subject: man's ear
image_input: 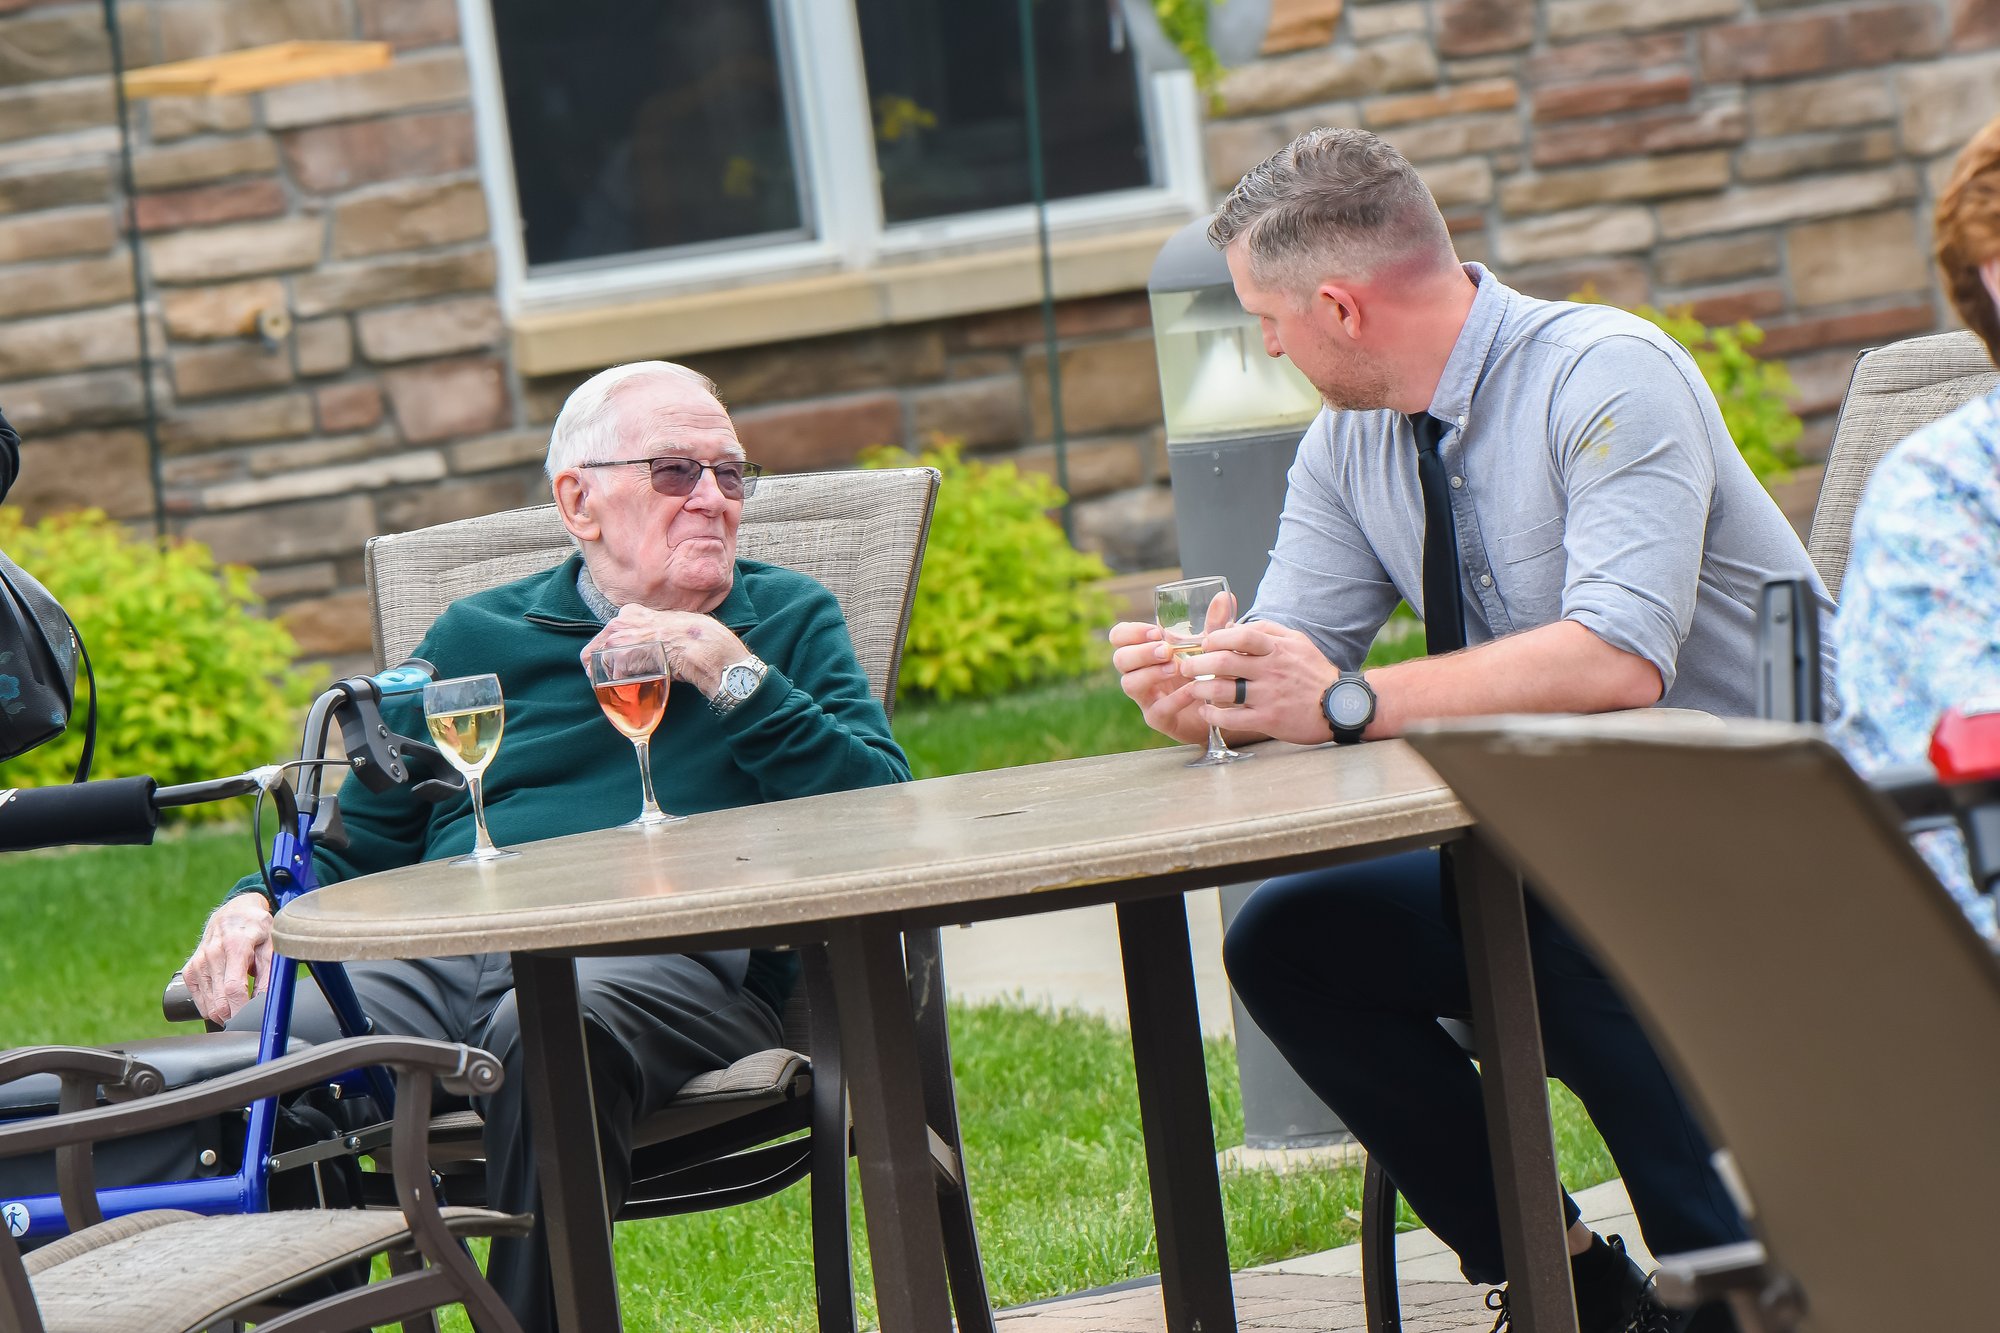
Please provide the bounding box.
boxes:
[1317,282,1363,340]
[552,471,598,543]
[1981,256,2000,313]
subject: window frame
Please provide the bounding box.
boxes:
[457,0,1210,319]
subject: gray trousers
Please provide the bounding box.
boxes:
[230,948,782,1332]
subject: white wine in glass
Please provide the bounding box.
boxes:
[590,641,681,829]
[1155,576,1249,767]
[423,673,519,866]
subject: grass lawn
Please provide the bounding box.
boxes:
[0,675,1620,1330]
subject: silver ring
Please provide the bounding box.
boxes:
[1233,677,1248,707]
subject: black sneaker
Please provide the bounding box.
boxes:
[1571,1233,1653,1333]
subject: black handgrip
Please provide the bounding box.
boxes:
[0,775,159,852]
[162,972,203,1025]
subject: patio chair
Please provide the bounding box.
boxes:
[1405,715,2000,1333]
[1,1036,531,1333]
[1358,328,2000,1328]
[361,466,994,1333]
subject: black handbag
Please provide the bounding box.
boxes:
[0,549,93,781]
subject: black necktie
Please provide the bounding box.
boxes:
[1410,412,1466,657]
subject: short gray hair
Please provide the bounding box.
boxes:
[545,361,728,479]
[1208,127,1453,294]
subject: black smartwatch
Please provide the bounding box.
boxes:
[1320,671,1377,745]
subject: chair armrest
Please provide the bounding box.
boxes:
[0,1036,498,1161]
[161,972,209,1027]
[1651,1240,1806,1331]
[0,1048,163,1102]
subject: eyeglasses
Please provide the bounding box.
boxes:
[576,455,764,500]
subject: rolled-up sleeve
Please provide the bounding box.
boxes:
[1551,336,1715,694]
[1248,413,1400,670]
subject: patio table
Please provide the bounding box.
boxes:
[273,738,1583,1333]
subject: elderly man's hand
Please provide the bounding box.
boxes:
[183,894,275,1025]
[583,605,749,697]
[1109,621,1215,747]
[1176,620,1341,745]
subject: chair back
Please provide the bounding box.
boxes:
[1408,717,2000,1333]
[364,467,939,717]
[1808,330,1996,598]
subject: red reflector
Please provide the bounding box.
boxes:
[1928,705,2000,784]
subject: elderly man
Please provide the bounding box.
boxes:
[182,361,909,1329]
[1112,129,1830,1332]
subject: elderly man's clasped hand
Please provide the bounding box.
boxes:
[581,605,748,699]
[1110,618,1343,747]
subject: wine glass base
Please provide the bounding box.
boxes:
[1186,746,1250,767]
[622,810,685,830]
[450,846,521,867]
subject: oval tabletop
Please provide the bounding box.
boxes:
[273,739,1468,961]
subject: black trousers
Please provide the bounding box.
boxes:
[1223,850,1747,1285]
[232,949,782,1332]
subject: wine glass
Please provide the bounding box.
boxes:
[590,641,680,829]
[1155,576,1249,768]
[422,674,519,866]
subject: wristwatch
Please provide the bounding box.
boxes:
[709,653,769,717]
[1320,671,1377,745]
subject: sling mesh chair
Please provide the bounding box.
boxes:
[361,466,995,1333]
[1356,328,2000,1330]
[0,1037,530,1333]
[1408,716,2000,1333]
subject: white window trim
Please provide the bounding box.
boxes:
[457,0,1209,321]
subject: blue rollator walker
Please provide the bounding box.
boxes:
[0,659,464,1245]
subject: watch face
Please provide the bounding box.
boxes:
[723,663,759,698]
[1329,680,1372,728]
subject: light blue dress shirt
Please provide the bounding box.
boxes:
[1250,264,1831,720]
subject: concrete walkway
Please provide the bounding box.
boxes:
[995,1180,1647,1332]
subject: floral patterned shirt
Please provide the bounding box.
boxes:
[1828,384,2000,939]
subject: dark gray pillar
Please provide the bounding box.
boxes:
[1165,433,1350,1150]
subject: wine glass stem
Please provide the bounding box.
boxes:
[1207,722,1228,759]
[634,736,663,817]
[468,773,498,853]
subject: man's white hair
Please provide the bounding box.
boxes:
[544,361,727,480]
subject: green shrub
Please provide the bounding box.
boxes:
[0,508,317,814]
[1577,293,1805,486]
[860,441,1120,702]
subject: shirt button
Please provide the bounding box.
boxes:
[1457,415,1467,427]
[1479,573,1493,588]
[1450,475,1464,489]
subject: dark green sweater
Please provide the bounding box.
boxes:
[233,554,911,1007]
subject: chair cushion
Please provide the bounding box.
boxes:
[671,1048,809,1105]
[28,1205,528,1333]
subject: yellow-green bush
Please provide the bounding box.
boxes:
[0,509,316,812]
[861,441,1119,702]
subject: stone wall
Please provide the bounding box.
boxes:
[1,0,1997,678]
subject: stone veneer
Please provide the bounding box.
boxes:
[0,0,1996,674]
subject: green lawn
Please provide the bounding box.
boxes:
[0,677,1620,1330]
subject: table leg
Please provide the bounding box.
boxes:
[825,919,954,1333]
[1116,895,1238,1333]
[1454,836,1580,1333]
[512,950,622,1333]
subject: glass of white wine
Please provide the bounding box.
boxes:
[589,641,680,829]
[422,673,519,866]
[1155,575,1249,768]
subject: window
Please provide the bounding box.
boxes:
[461,0,1206,313]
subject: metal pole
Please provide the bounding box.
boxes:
[100,0,169,543]
[1016,0,1074,542]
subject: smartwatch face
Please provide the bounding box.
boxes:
[1328,680,1373,729]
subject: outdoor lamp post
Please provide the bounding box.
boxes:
[1147,216,1351,1156]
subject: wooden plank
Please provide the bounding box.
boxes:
[123,40,391,99]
